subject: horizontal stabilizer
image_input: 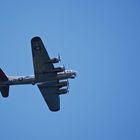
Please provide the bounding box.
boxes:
[0,86,9,97]
[0,68,9,97]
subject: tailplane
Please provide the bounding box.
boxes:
[0,68,9,97]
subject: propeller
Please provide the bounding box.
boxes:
[58,53,61,62]
[63,64,66,71]
[67,79,70,93]
[67,79,69,89]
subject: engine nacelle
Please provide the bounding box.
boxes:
[53,66,65,73]
[57,88,69,95]
[48,58,60,63]
[46,66,65,73]
[57,80,69,88]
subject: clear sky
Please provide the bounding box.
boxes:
[0,0,140,140]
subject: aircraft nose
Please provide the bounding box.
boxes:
[73,71,78,78]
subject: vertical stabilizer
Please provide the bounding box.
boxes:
[0,68,9,97]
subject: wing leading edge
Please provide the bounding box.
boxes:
[31,37,60,111]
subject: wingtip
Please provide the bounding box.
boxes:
[2,94,9,98]
[50,108,60,112]
[31,36,42,42]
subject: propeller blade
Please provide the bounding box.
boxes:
[58,53,61,62]
[63,64,66,71]
[67,79,69,93]
[67,79,69,89]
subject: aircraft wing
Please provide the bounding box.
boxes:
[31,36,56,82]
[31,37,60,111]
[38,82,60,111]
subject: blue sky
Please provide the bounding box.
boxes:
[0,0,140,140]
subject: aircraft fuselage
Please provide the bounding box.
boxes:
[0,70,76,86]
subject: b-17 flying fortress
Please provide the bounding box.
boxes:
[0,36,77,111]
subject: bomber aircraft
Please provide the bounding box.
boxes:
[0,36,77,111]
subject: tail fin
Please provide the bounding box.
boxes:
[0,68,9,97]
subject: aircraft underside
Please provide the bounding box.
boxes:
[0,36,77,111]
